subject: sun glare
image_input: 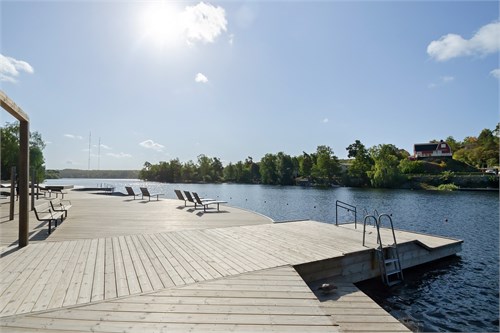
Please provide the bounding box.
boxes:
[139,3,183,48]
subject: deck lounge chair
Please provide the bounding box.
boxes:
[183,191,213,207]
[139,187,164,201]
[174,189,189,206]
[125,186,139,200]
[192,192,227,212]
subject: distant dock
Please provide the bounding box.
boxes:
[0,190,462,332]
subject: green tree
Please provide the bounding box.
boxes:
[211,157,224,182]
[259,153,278,185]
[170,158,183,182]
[245,156,260,183]
[345,140,372,186]
[1,122,46,182]
[367,144,404,188]
[223,162,236,182]
[311,145,340,184]
[276,152,294,185]
[299,152,313,178]
[181,160,197,181]
[398,159,424,174]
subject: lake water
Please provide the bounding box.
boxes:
[45,178,499,332]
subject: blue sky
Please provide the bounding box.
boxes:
[1,1,498,170]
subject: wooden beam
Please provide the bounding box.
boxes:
[0,90,29,122]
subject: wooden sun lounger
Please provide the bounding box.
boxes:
[192,192,227,212]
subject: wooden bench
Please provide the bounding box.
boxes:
[139,187,164,201]
[49,198,72,219]
[51,188,68,199]
[34,202,64,234]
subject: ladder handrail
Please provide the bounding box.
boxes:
[376,214,398,248]
[376,213,404,284]
[335,200,357,228]
[362,215,377,246]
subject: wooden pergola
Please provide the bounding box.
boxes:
[1,90,30,248]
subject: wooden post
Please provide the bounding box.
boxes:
[1,90,30,248]
[9,167,15,220]
[18,120,29,247]
[31,169,36,210]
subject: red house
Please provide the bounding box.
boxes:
[414,140,452,158]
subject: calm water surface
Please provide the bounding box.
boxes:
[46,179,499,332]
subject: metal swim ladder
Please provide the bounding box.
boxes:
[363,213,404,286]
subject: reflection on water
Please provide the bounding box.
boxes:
[45,179,499,332]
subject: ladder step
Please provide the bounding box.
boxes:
[387,279,402,287]
[386,269,401,276]
[384,258,398,264]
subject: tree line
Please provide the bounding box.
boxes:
[1,121,498,188]
[139,123,499,188]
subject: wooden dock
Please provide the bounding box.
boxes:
[0,190,462,332]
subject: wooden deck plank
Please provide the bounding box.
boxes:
[123,235,153,293]
[90,238,105,302]
[16,242,66,314]
[76,238,98,304]
[159,233,205,282]
[47,240,85,309]
[148,233,195,284]
[1,242,63,316]
[0,243,55,298]
[81,302,331,315]
[139,235,174,289]
[104,238,117,299]
[208,228,286,268]
[136,234,180,287]
[30,241,73,312]
[159,233,211,281]
[112,237,128,297]
[62,239,92,307]
[197,230,266,272]
[177,230,237,276]
[1,317,339,333]
[129,235,168,289]
[166,232,223,280]
[118,235,141,295]
[186,231,250,275]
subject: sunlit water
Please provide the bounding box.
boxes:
[45,179,499,332]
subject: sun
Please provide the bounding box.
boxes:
[139,2,184,48]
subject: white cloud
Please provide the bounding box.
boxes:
[107,152,132,158]
[64,134,84,140]
[100,144,112,150]
[428,76,455,88]
[0,54,34,83]
[427,21,500,61]
[139,139,165,151]
[195,72,208,83]
[490,68,500,79]
[322,118,329,123]
[183,2,227,44]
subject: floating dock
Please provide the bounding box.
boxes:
[0,190,462,332]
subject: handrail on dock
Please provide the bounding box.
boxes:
[335,200,357,229]
[362,214,377,246]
